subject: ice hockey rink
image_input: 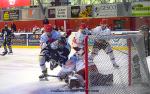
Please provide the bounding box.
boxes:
[0,48,150,94]
[0,48,85,94]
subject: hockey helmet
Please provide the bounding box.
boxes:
[79,23,87,29]
[100,19,108,25]
[44,24,53,32]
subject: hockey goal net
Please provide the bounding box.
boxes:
[84,32,150,94]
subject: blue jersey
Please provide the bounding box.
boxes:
[40,30,61,44]
[1,28,14,40]
[52,30,61,39]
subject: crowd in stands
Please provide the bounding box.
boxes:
[1,22,65,33]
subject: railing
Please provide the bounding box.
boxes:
[0,33,41,46]
[0,31,141,47]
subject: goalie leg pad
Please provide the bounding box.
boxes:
[68,74,84,89]
[89,73,113,86]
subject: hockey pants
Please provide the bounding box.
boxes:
[3,39,12,52]
[91,40,116,65]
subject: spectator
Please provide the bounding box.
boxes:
[60,26,64,32]
[11,21,17,32]
[53,25,58,31]
[43,16,49,25]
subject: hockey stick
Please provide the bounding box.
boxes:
[47,74,60,78]
[113,48,128,55]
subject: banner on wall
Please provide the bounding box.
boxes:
[56,7,69,19]
[0,0,30,8]
[28,34,40,46]
[22,8,41,20]
[3,10,19,21]
[71,6,80,18]
[132,2,150,16]
[0,10,1,20]
[48,8,56,18]
[93,4,117,17]
[79,5,93,18]
[12,34,27,46]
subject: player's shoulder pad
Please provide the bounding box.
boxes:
[40,33,47,38]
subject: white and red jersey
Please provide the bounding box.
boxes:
[92,26,111,36]
[57,52,94,78]
[63,52,93,72]
[72,29,91,48]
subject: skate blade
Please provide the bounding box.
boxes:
[39,77,49,81]
[8,53,13,55]
[1,54,7,56]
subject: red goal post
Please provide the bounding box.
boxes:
[84,32,150,94]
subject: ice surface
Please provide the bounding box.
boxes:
[0,48,84,94]
[0,48,150,94]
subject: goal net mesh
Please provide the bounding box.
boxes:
[84,33,150,94]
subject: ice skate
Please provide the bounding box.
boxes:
[1,51,8,56]
[39,69,48,81]
[8,51,13,55]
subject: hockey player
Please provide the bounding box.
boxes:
[91,19,119,68]
[39,24,61,79]
[39,25,72,79]
[57,50,86,88]
[72,23,91,52]
[11,21,17,32]
[0,23,15,56]
[49,29,72,70]
[32,25,40,34]
[57,49,113,88]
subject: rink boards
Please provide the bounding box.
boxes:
[0,32,130,51]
